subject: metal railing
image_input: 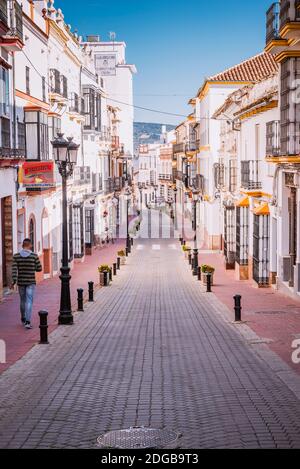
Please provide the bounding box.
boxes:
[173,142,185,154]
[0,0,8,26]
[241,160,262,190]
[266,2,280,43]
[266,120,280,156]
[0,147,26,159]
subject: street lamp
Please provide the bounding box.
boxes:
[173,187,178,231]
[124,186,132,254]
[52,133,80,325]
[154,184,158,207]
[192,188,200,276]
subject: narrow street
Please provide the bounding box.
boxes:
[0,222,300,449]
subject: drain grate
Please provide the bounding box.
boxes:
[254,310,288,315]
[97,426,180,449]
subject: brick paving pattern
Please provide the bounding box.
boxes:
[0,235,300,449]
[0,239,125,373]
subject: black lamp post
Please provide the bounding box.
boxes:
[173,186,178,230]
[52,133,80,325]
[154,184,158,207]
[125,186,132,253]
[192,189,200,276]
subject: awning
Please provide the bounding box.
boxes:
[253,202,270,216]
[235,195,249,207]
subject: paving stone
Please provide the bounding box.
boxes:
[0,238,300,449]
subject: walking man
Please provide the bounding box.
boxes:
[11,239,42,329]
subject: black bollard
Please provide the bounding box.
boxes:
[179,237,183,245]
[38,310,49,344]
[234,295,242,322]
[197,266,202,281]
[131,237,134,246]
[113,263,117,276]
[77,288,84,311]
[206,273,212,293]
[183,240,186,246]
[117,257,121,270]
[88,281,94,301]
[109,268,112,282]
[188,252,192,265]
[126,247,129,257]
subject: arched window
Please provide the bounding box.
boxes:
[28,217,35,251]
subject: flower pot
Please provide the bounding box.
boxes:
[202,272,214,285]
[99,271,110,286]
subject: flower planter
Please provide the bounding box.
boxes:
[202,272,214,286]
[99,271,110,286]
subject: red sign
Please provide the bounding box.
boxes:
[20,161,55,188]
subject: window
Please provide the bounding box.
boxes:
[1,116,10,148]
[25,110,49,160]
[42,77,46,102]
[26,66,30,95]
[17,119,25,151]
[229,159,237,192]
[0,67,9,117]
[83,86,95,130]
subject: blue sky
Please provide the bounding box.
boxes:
[57,0,272,125]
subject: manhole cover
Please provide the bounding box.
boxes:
[254,310,288,315]
[97,426,180,449]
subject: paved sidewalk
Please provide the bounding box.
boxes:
[0,239,125,374]
[197,251,300,375]
[0,238,299,448]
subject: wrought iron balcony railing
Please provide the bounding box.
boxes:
[0,147,26,159]
[173,142,185,154]
[266,120,280,156]
[280,0,300,30]
[241,160,262,190]
[266,2,280,44]
[0,0,8,28]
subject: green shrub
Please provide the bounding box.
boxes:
[98,264,111,273]
[201,264,215,274]
[117,250,126,257]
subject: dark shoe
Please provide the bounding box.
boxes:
[21,317,26,325]
[25,321,32,330]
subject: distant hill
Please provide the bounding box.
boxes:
[133,122,175,153]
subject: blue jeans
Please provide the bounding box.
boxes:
[19,285,36,323]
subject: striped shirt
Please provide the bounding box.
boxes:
[12,252,42,286]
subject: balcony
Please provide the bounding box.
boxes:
[0,1,23,51]
[0,0,8,31]
[173,142,185,155]
[0,147,26,167]
[266,120,280,156]
[100,126,111,143]
[74,166,91,186]
[266,2,280,44]
[173,169,183,182]
[241,160,262,191]
[158,173,172,181]
[280,0,300,28]
[192,174,205,194]
[185,141,197,154]
[49,69,68,104]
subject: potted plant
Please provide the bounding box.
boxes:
[182,244,191,260]
[118,249,126,265]
[98,265,111,286]
[201,264,215,285]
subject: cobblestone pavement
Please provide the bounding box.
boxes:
[0,237,300,449]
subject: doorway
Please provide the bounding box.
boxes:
[1,196,13,289]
